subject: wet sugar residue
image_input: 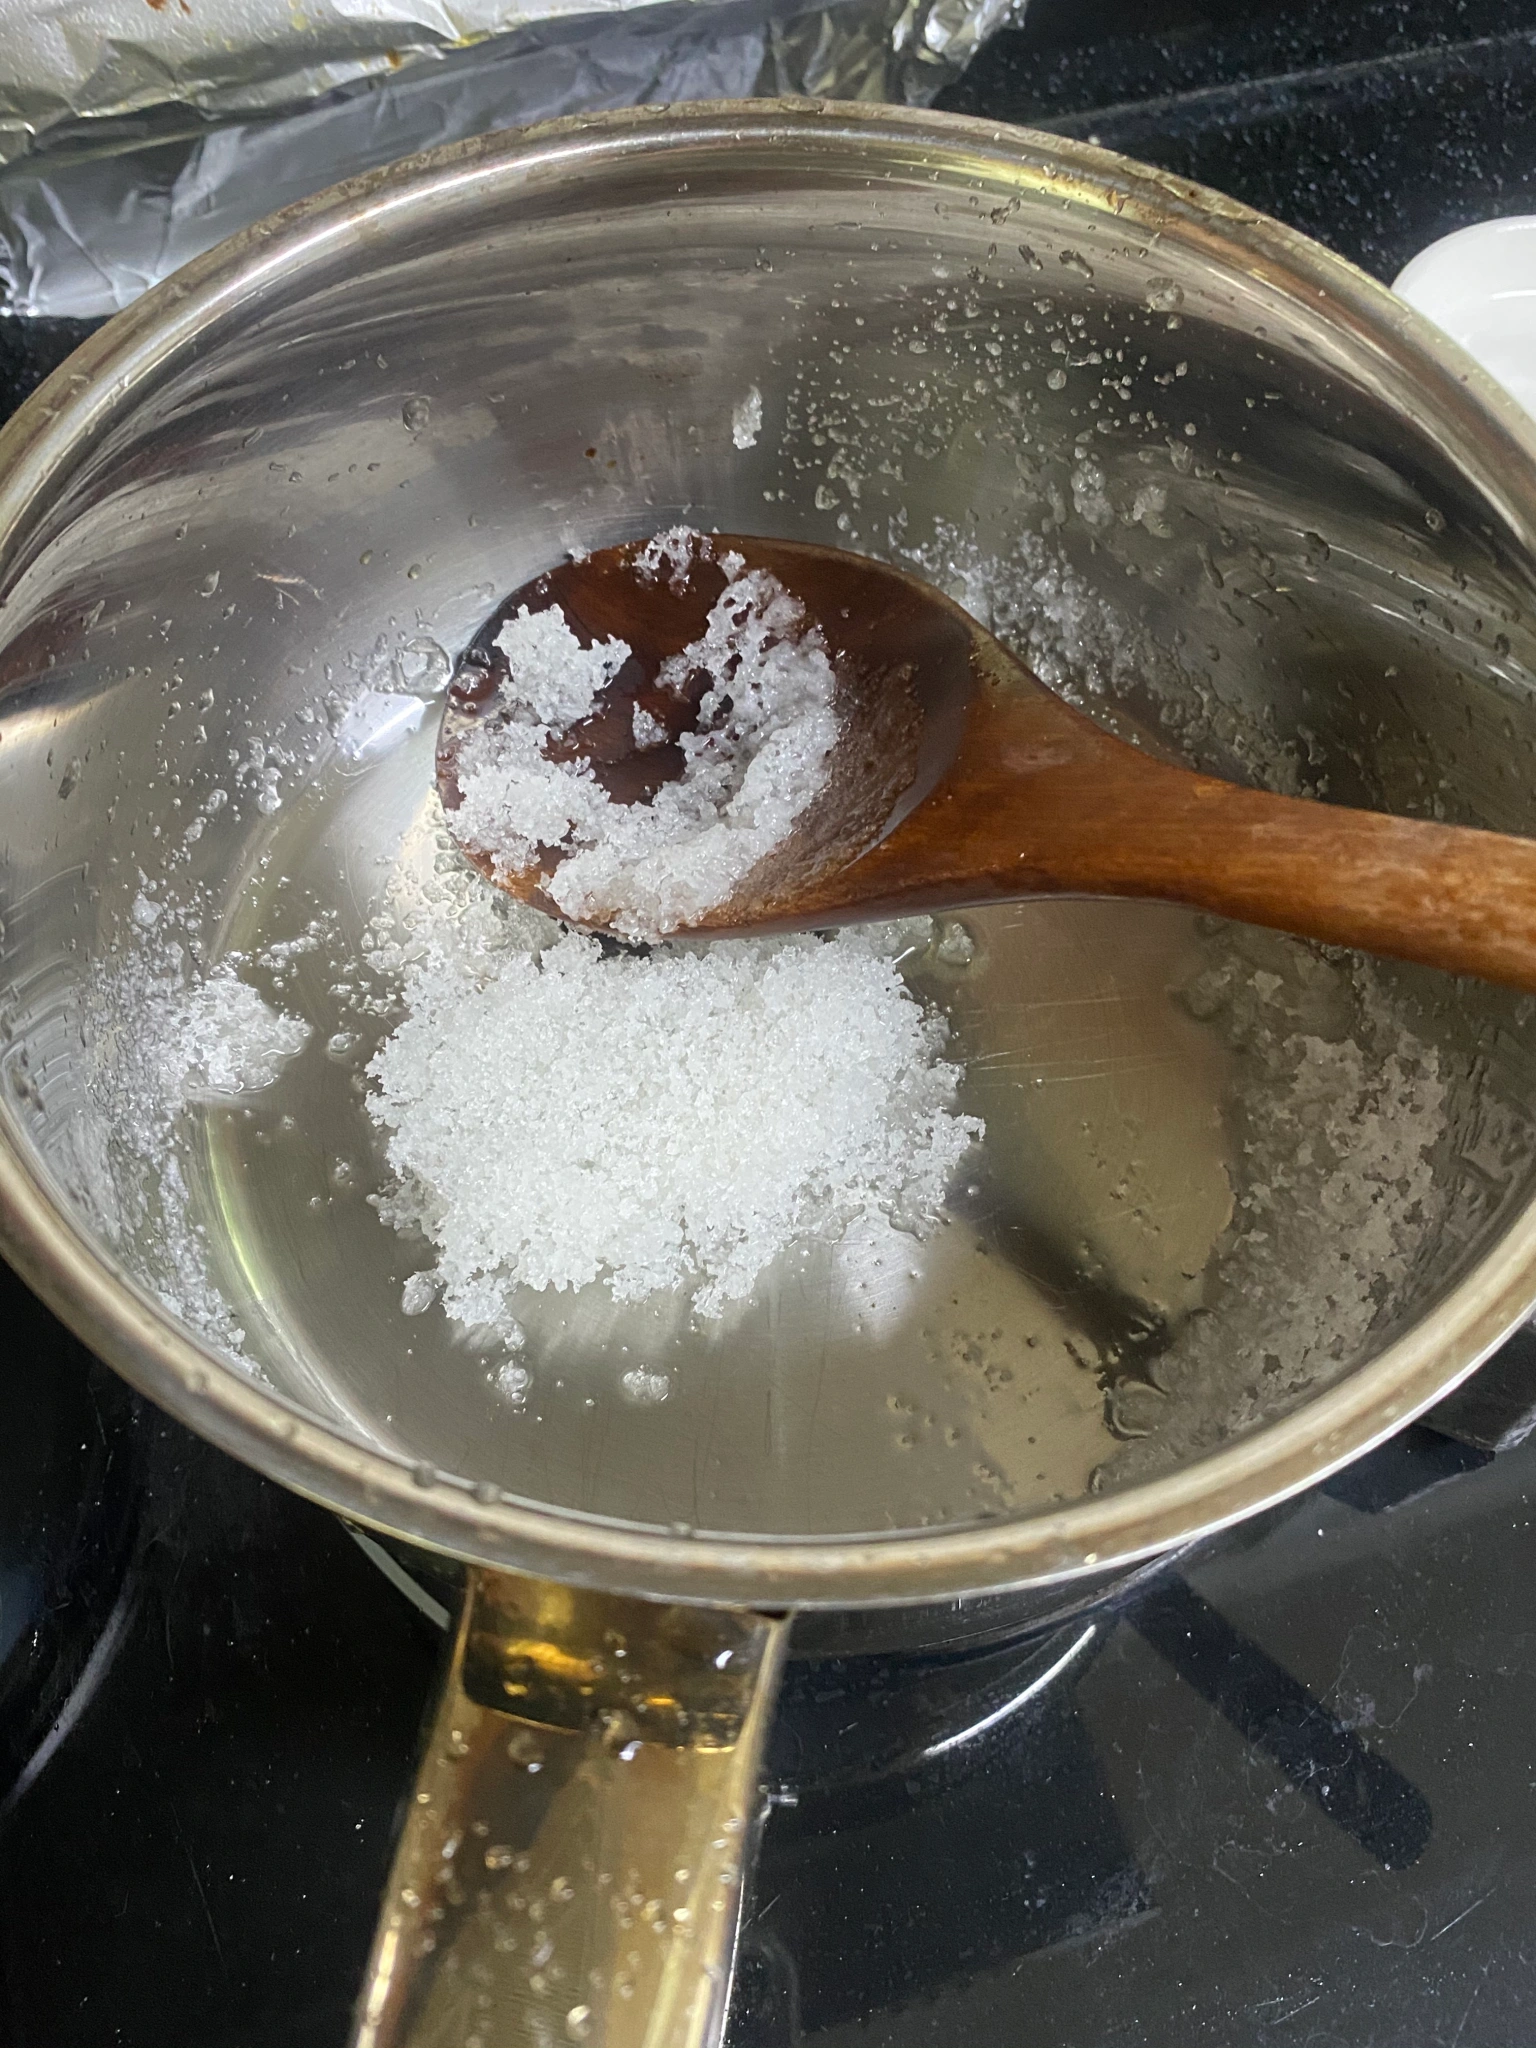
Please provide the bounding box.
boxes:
[79,908,312,1356]
[448,528,843,940]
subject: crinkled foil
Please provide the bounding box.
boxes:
[0,0,1018,319]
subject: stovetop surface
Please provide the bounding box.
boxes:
[7,2,1536,2042]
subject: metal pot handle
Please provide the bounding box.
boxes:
[351,1566,789,2048]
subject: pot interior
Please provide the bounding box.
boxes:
[1,110,1535,1552]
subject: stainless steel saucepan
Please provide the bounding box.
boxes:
[2,102,1536,2048]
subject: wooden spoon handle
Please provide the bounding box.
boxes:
[779,686,1536,992]
[1052,767,1536,992]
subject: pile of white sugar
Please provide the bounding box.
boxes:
[450,529,841,940]
[374,528,980,1337]
[367,907,980,1336]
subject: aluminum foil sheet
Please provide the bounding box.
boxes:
[0,0,1018,320]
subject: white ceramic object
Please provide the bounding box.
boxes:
[1395,215,1536,421]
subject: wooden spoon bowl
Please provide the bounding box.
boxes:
[439,533,1536,991]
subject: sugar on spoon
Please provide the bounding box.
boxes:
[437,531,1536,991]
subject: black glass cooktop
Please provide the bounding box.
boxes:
[8,2,1536,2041]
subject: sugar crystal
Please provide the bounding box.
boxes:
[732,387,764,450]
[492,604,629,727]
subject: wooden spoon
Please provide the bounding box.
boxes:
[438,532,1536,990]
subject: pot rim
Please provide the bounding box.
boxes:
[2,96,1534,1610]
